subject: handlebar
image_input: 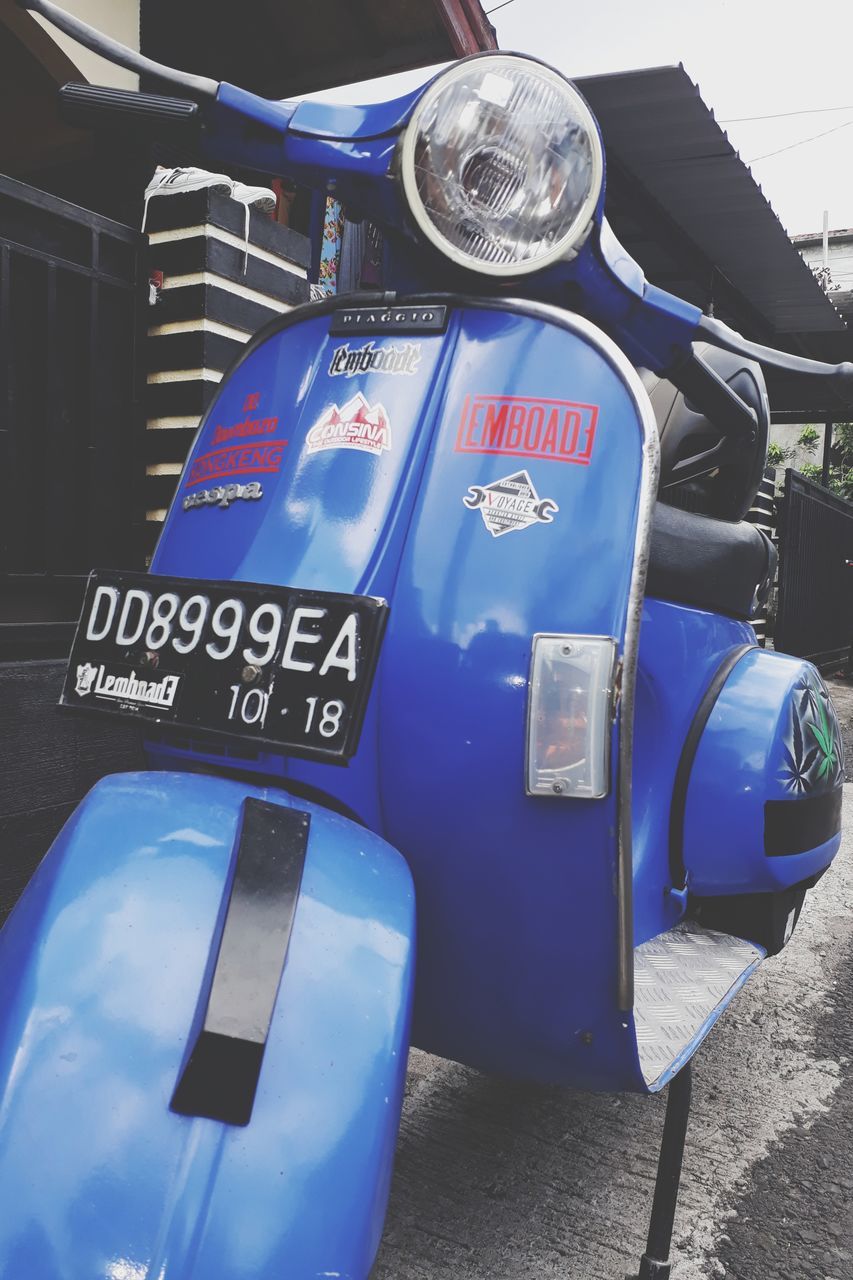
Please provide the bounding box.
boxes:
[19,0,219,98]
[698,314,853,403]
[20,0,853,418]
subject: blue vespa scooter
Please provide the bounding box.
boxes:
[1,3,850,1277]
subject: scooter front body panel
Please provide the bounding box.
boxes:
[0,772,414,1280]
[151,299,652,1090]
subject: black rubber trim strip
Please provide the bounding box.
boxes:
[171,797,309,1126]
[59,83,199,133]
[764,787,843,857]
[669,643,756,888]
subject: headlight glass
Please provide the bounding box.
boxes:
[401,55,603,276]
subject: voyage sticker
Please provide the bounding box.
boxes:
[184,391,287,492]
[463,470,559,537]
[455,394,598,465]
[328,341,421,378]
[306,392,392,457]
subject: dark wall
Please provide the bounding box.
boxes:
[0,175,148,918]
[0,661,145,924]
[0,174,147,658]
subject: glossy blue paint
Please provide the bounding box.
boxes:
[0,772,415,1280]
[153,301,649,1091]
[683,649,843,893]
[289,88,424,140]
[632,599,758,944]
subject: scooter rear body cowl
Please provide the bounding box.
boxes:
[0,771,415,1280]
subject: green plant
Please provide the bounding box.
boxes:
[767,442,792,466]
[797,425,820,454]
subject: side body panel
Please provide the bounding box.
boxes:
[632,598,758,941]
[0,772,414,1280]
[683,649,844,893]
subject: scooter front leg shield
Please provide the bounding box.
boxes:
[0,771,415,1280]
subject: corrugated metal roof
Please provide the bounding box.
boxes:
[576,64,845,335]
[141,0,496,100]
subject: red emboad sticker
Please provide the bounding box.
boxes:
[455,394,599,465]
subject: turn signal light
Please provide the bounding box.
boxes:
[525,635,617,799]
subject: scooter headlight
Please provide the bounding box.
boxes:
[400,55,603,277]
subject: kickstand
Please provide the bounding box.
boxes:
[633,1057,694,1280]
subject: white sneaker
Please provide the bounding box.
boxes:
[231,181,276,213]
[142,165,234,230]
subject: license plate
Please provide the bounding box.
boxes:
[60,570,388,761]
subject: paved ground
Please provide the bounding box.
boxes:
[372,773,853,1278]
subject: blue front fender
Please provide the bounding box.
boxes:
[0,771,415,1280]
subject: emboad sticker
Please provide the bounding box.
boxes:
[455,394,598,465]
[463,470,559,537]
[328,341,421,378]
[306,392,392,457]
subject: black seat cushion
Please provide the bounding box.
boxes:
[647,502,776,620]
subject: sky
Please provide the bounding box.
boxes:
[304,0,853,238]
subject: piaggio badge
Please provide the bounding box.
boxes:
[463,470,559,537]
[329,305,448,336]
[455,394,599,465]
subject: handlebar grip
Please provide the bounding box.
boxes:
[697,315,853,409]
[59,82,199,134]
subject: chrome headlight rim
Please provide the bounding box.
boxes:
[399,52,605,279]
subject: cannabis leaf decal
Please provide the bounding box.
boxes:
[778,706,819,793]
[796,673,820,719]
[809,695,838,780]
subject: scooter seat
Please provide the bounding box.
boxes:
[647,501,776,620]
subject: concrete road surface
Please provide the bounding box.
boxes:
[372,788,853,1280]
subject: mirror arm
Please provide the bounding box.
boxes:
[17,0,219,99]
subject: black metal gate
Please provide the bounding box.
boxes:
[775,468,853,670]
[0,174,146,660]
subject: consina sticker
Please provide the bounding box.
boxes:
[185,391,287,489]
[306,392,392,457]
[463,470,559,537]
[455,394,598,465]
